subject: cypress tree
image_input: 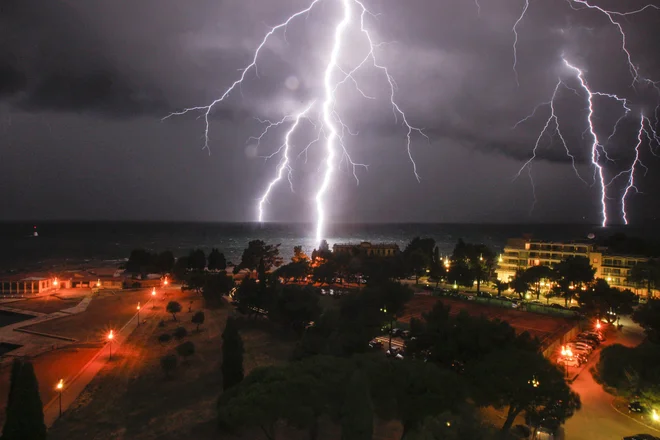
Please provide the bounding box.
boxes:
[341,370,373,440]
[1,359,47,440]
[221,316,244,391]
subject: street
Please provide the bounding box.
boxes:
[563,316,660,439]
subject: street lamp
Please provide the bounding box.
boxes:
[528,376,540,388]
[137,302,141,327]
[56,379,64,417]
[96,279,101,288]
[163,277,169,286]
[380,307,393,350]
[596,320,602,330]
[107,330,114,360]
[152,288,156,309]
[652,409,659,422]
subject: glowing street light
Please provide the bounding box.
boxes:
[651,409,659,422]
[152,288,156,309]
[107,330,114,360]
[56,379,64,417]
[96,279,101,288]
[528,376,540,388]
[137,302,141,327]
[596,320,602,330]
[163,277,169,286]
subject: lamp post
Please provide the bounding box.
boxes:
[152,288,156,309]
[137,302,141,327]
[56,379,64,417]
[380,306,393,351]
[163,277,169,286]
[108,330,114,360]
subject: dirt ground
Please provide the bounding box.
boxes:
[401,295,574,341]
[45,288,297,440]
[6,296,80,314]
[24,289,156,342]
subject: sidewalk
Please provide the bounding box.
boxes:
[42,297,154,427]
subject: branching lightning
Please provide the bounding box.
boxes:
[512,0,660,225]
[165,0,426,244]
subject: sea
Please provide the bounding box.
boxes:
[1,222,657,272]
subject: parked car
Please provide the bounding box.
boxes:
[582,330,605,341]
[511,300,521,309]
[628,401,646,413]
[578,333,601,344]
[369,339,384,349]
[390,328,403,337]
[566,343,591,355]
[570,341,594,352]
[623,435,660,440]
[563,357,581,367]
[574,337,598,348]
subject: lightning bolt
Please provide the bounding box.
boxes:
[513,78,585,186]
[619,113,646,225]
[257,101,315,222]
[511,0,659,225]
[165,0,426,244]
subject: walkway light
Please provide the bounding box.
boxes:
[652,409,659,422]
[107,330,114,360]
[56,379,64,417]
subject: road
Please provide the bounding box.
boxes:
[563,315,660,440]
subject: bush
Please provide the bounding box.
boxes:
[192,311,205,331]
[160,354,177,378]
[166,301,182,321]
[176,341,195,361]
[173,326,188,339]
[158,319,166,328]
[158,333,172,343]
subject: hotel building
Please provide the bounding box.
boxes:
[496,237,655,296]
[332,241,400,257]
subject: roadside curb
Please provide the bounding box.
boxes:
[13,328,77,342]
[610,397,660,434]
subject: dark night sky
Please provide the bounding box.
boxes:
[1,0,659,225]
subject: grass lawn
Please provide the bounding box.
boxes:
[23,289,156,341]
[47,289,296,440]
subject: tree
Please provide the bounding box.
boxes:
[341,370,373,440]
[633,299,660,343]
[1,359,47,440]
[192,311,205,332]
[628,259,660,297]
[221,317,244,390]
[468,348,580,434]
[218,367,301,440]
[188,248,207,272]
[156,251,175,274]
[510,270,530,300]
[166,301,182,321]
[292,245,311,263]
[578,279,637,322]
[493,279,508,297]
[368,360,466,439]
[553,256,596,306]
[271,285,321,334]
[207,248,227,271]
[523,265,554,300]
[234,240,283,274]
[407,249,430,285]
[176,340,196,361]
[313,259,337,285]
[449,239,496,293]
[160,354,177,378]
[158,333,172,344]
[276,260,310,283]
[202,273,234,307]
[172,255,189,281]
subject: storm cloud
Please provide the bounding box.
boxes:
[1,0,658,224]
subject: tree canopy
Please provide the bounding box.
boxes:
[632,298,660,343]
[1,359,47,440]
[234,240,283,274]
[208,248,227,271]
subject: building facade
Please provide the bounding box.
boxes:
[496,237,656,296]
[333,241,400,257]
[0,276,56,295]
